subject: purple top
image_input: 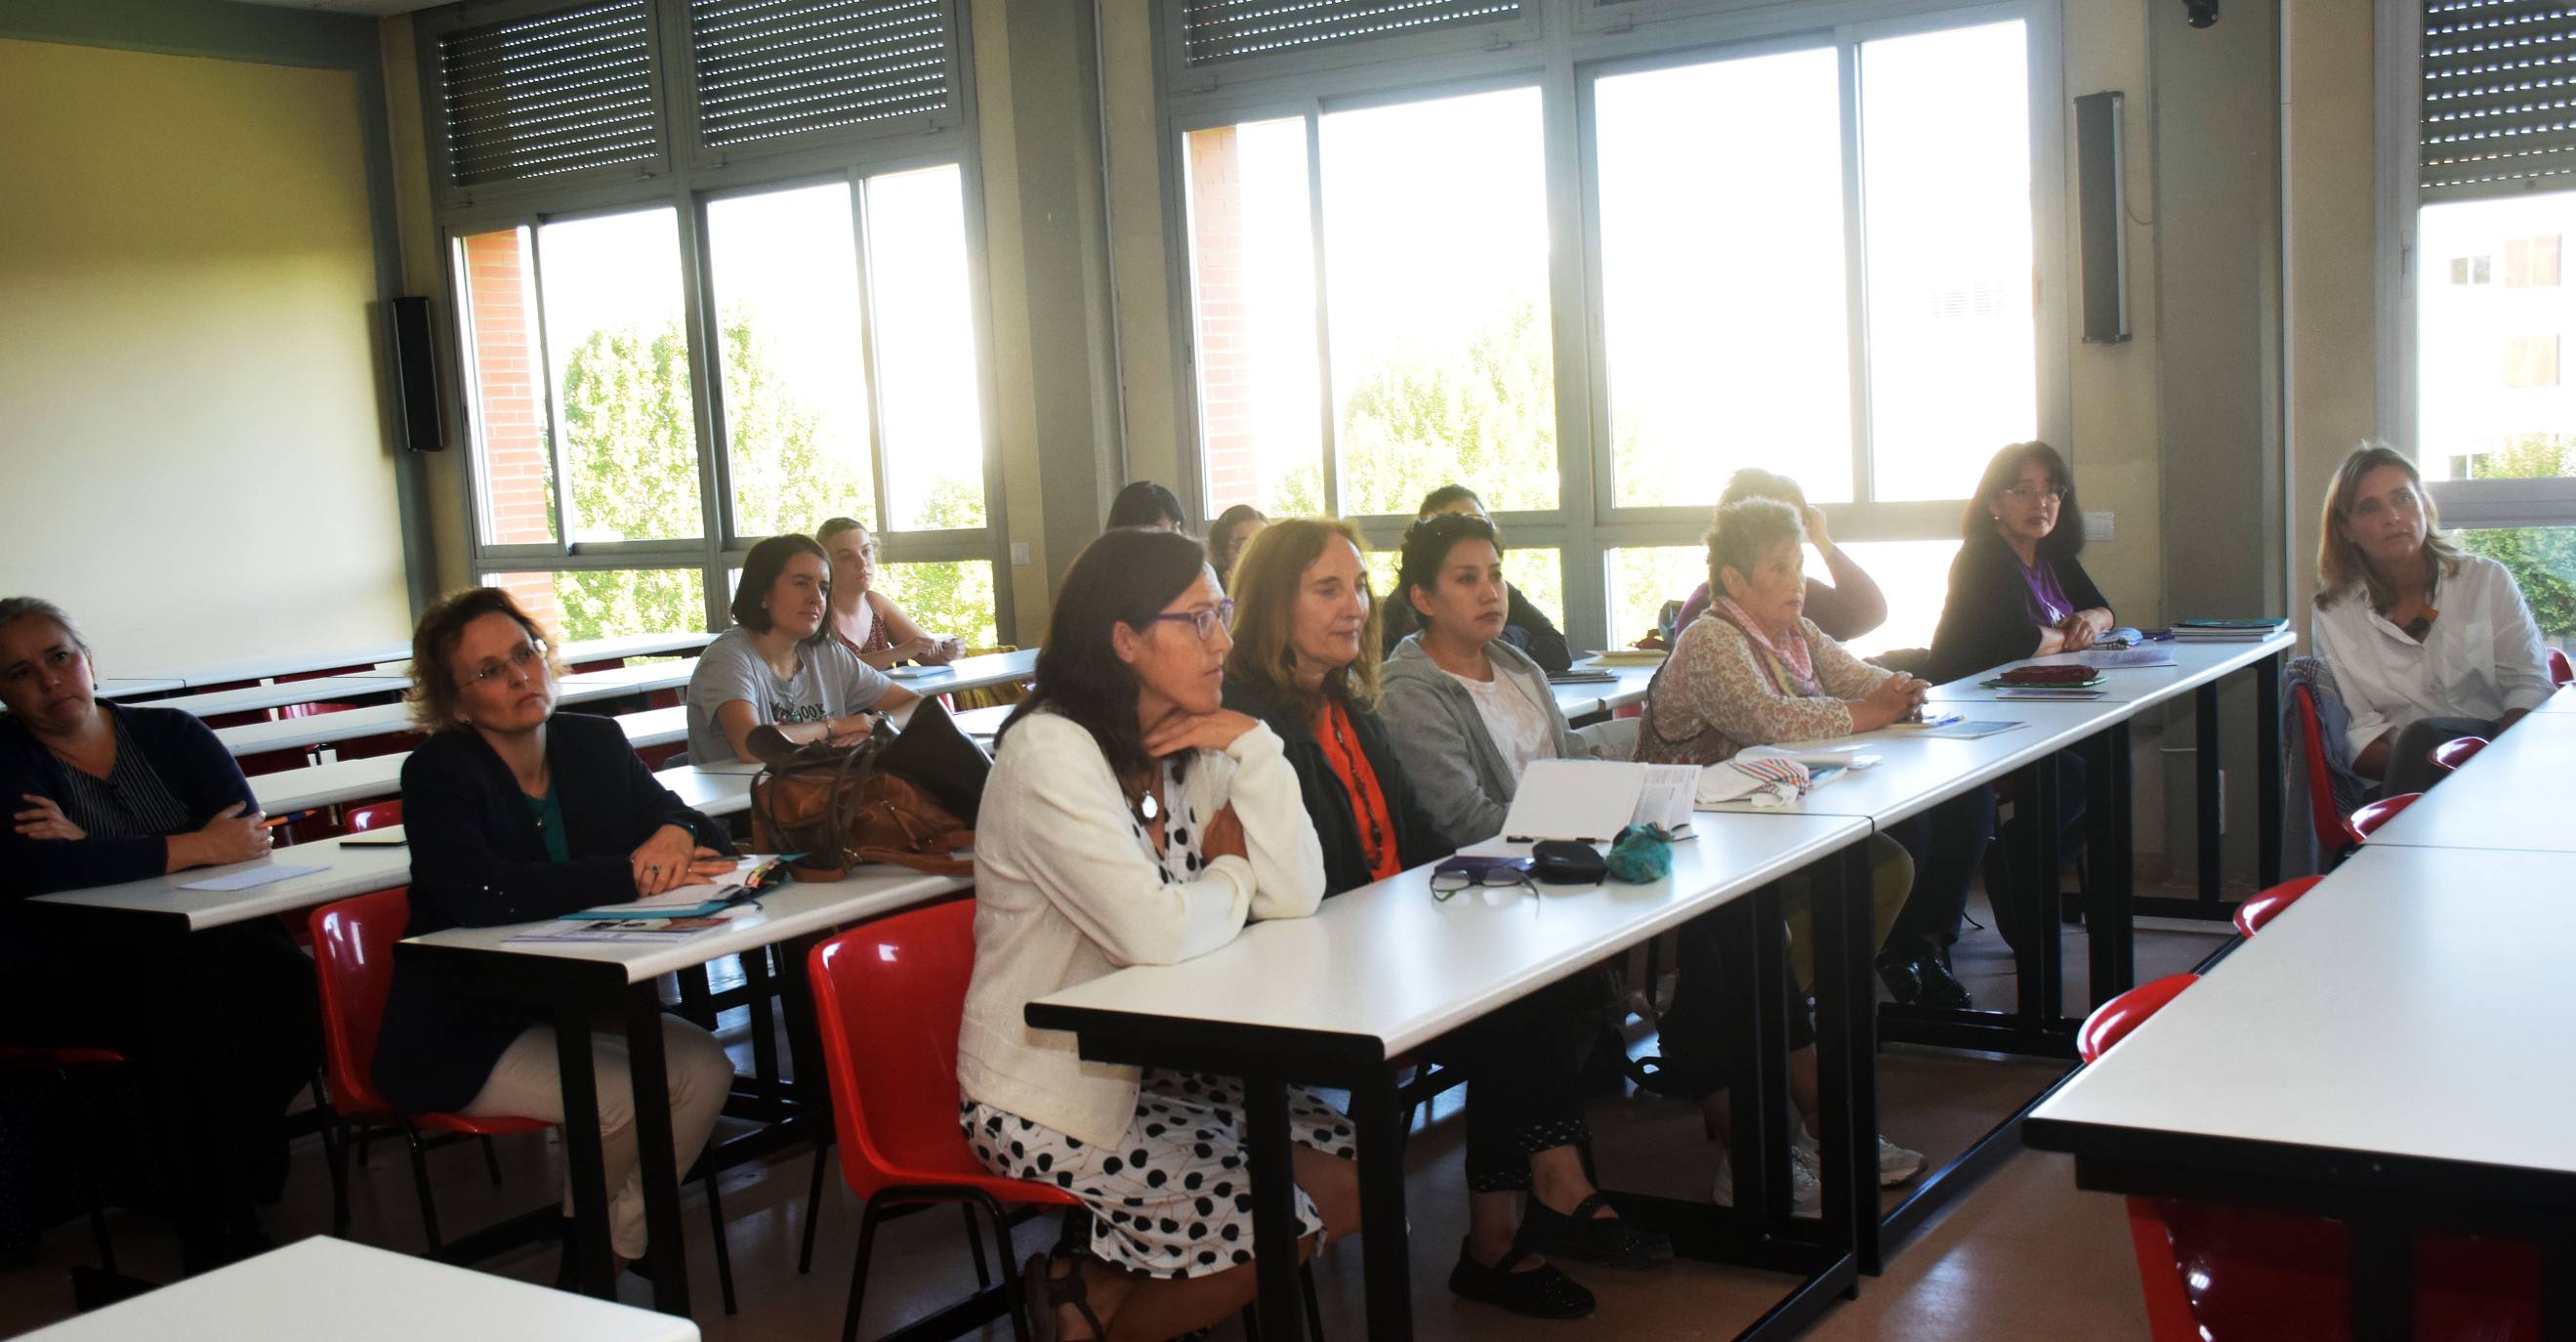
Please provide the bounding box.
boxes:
[2019,557,2073,626]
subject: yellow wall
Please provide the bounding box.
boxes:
[2281,4,2378,627]
[0,36,409,671]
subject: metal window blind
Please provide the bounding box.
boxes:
[1181,0,1520,66]
[2422,0,2576,200]
[690,0,952,148]
[438,0,660,189]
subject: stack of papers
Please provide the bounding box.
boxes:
[2174,617,2288,642]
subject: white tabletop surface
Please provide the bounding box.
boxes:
[1030,813,1867,1059]
[1550,657,1662,719]
[878,647,1039,697]
[561,629,715,664]
[2534,684,2576,714]
[555,657,699,698]
[134,675,412,719]
[17,1235,697,1341]
[215,699,687,758]
[251,754,411,814]
[1703,701,2119,827]
[2352,711,2576,854]
[1925,630,2295,707]
[2027,842,2576,1179]
[402,862,967,985]
[94,677,187,698]
[119,643,416,688]
[28,829,413,931]
[653,761,758,818]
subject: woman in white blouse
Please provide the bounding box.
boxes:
[959,527,1354,1341]
[2310,443,2555,797]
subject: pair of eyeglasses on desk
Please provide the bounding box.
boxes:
[1430,866,1539,902]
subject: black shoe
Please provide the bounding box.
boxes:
[1912,949,1972,1010]
[1518,1192,1672,1269]
[1448,1239,1596,1320]
[1875,949,1926,1004]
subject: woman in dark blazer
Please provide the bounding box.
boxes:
[374,588,737,1272]
[1221,520,1668,1322]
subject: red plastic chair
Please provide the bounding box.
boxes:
[2551,648,2572,687]
[2231,876,2324,937]
[807,900,1074,1342]
[312,890,736,1309]
[345,801,402,832]
[2347,792,2422,844]
[2290,684,2357,864]
[2430,736,2488,776]
[2080,976,2542,1340]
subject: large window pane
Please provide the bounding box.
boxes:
[879,560,999,646]
[706,184,875,538]
[1322,87,1558,517]
[1860,21,2036,502]
[869,165,989,531]
[1607,545,1706,650]
[2417,193,2576,481]
[2457,527,2576,643]
[536,208,704,540]
[455,226,557,545]
[1184,117,1325,517]
[1599,48,1851,509]
[483,568,707,644]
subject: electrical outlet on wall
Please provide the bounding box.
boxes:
[1010,542,1030,566]
[2083,510,2116,542]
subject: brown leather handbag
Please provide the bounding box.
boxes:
[744,697,992,881]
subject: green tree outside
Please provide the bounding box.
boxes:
[2454,433,2576,640]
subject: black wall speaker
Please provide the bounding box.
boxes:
[388,295,446,452]
[2074,91,2131,345]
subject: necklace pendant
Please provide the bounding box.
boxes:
[1138,790,1160,822]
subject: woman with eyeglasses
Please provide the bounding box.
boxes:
[376,587,738,1279]
[1225,518,1668,1321]
[0,596,320,1229]
[963,528,1351,1342]
[686,533,918,765]
[2312,443,2553,796]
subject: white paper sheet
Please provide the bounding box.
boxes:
[2020,645,2176,670]
[180,863,326,892]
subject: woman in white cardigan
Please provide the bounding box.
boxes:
[959,527,1356,1341]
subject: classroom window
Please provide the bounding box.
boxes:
[2504,334,2561,390]
[2507,234,2560,289]
[1184,117,1324,518]
[534,207,704,542]
[453,226,557,547]
[868,165,989,532]
[481,568,709,644]
[880,560,1001,645]
[2454,527,2576,642]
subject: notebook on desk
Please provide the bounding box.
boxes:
[1459,760,1698,856]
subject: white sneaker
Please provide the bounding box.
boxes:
[1711,1142,1824,1218]
[1797,1125,1927,1187]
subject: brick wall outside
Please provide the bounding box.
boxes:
[1188,127,1262,516]
[459,229,565,634]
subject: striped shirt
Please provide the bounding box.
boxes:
[52,716,190,839]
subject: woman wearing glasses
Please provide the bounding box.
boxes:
[1225,518,1668,1321]
[686,533,918,765]
[2311,443,2553,796]
[376,587,738,1278]
[963,528,1352,1342]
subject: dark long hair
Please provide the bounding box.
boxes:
[731,533,829,632]
[998,529,1211,783]
[1960,440,2086,562]
[1105,480,1187,531]
[1396,511,1500,634]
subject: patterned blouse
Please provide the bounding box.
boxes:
[1634,612,1891,766]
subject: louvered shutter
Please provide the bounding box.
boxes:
[438,0,662,189]
[1180,0,1521,67]
[690,0,955,149]
[2422,1,2576,200]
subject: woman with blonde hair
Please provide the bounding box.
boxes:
[815,517,961,669]
[2311,442,2553,795]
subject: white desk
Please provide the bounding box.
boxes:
[562,630,714,665]
[121,643,415,688]
[1703,703,2119,828]
[556,658,699,700]
[135,675,411,719]
[2354,710,2576,854]
[654,761,757,818]
[2536,684,2576,714]
[252,754,411,814]
[216,699,688,758]
[95,677,187,699]
[1924,631,2297,707]
[879,647,1038,698]
[1549,657,1661,720]
[18,1235,698,1341]
[29,829,412,932]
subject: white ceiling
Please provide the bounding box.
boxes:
[221,0,443,16]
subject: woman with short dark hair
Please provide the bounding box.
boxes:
[686,533,916,764]
[1925,441,2114,684]
[1376,484,1572,671]
[1104,480,1187,532]
[1207,503,1268,592]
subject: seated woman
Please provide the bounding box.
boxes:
[816,517,961,670]
[0,597,319,1220]
[1925,441,2109,952]
[2311,443,2554,797]
[372,588,738,1274]
[1208,503,1268,593]
[1674,469,1889,644]
[961,527,1351,1342]
[1378,484,1572,672]
[1104,480,1187,533]
[1634,501,1943,1201]
[686,533,917,765]
[1226,519,1666,1321]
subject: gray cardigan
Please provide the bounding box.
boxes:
[1380,634,1600,846]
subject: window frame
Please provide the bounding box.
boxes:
[420,0,1013,639]
[1154,0,2066,649]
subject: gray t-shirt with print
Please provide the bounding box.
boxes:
[685,626,896,764]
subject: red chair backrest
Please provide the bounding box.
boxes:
[2430,736,2488,774]
[2552,648,2572,687]
[2347,792,2421,842]
[2290,684,2352,859]
[310,888,410,1116]
[809,899,1070,1204]
[2232,876,2324,937]
[2078,973,2199,1064]
[346,801,402,832]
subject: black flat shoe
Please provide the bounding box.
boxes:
[1518,1191,1672,1269]
[1875,949,1926,1004]
[1448,1239,1595,1320]
[1913,950,1972,1010]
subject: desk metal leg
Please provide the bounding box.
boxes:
[556,1003,617,1298]
[1812,841,1872,1281]
[2087,724,2137,1011]
[1714,896,1778,1234]
[1346,1069,1413,1340]
[2195,683,2223,903]
[1242,1072,1306,1341]
[2257,653,2283,890]
[625,986,694,1318]
[2350,1220,2413,1342]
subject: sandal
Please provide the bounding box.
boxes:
[1020,1252,1109,1342]
[1518,1191,1674,1269]
[1447,1238,1596,1320]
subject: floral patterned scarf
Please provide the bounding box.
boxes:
[1716,597,1821,700]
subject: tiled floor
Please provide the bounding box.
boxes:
[0,887,2227,1341]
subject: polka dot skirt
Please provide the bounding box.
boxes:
[960,1069,1357,1279]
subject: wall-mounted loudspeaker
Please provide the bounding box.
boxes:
[2074,92,2130,345]
[388,295,445,452]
